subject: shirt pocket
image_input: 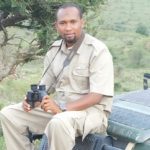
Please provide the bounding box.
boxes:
[73,67,89,77]
[72,67,89,91]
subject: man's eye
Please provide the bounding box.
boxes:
[71,20,76,24]
[59,22,65,25]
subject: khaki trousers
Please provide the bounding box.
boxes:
[0,103,107,150]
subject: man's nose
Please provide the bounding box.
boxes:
[65,23,72,31]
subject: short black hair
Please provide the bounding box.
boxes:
[56,3,83,20]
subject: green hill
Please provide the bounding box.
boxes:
[100,0,150,33]
[86,0,150,66]
[85,0,150,92]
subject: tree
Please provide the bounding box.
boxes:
[0,0,105,48]
[0,0,105,81]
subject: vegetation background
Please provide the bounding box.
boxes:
[0,0,150,149]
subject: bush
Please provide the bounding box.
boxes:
[136,24,149,36]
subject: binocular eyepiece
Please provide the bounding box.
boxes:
[26,84,47,108]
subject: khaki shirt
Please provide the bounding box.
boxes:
[40,33,114,112]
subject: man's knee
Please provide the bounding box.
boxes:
[49,117,64,128]
[46,115,73,132]
[0,106,9,118]
[44,117,66,136]
[0,103,22,119]
[47,114,75,136]
[0,105,15,122]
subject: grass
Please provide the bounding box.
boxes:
[0,59,43,106]
[114,68,150,94]
[0,136,6,150]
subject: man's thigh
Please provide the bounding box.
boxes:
[52,108,107,138]
[53,111,87,136]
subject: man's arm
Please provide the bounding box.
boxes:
[66,93,103,111]
[40,93,103,114]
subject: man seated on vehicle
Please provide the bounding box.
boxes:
[0,3,114,150]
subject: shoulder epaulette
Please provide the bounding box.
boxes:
[51,39,63,47]
[47,39,63,52]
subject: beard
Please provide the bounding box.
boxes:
[65,38,77,45]
[63,34,77,45]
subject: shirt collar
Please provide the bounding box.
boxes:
[60,40,71,55]
[60,33,91,55]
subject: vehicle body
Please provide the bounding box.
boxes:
[108,73,150,150]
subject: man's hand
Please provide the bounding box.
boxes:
[41,95,62,114]
[22,98,31,112]
[22,97,41,112]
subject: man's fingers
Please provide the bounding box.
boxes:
[40,96,60,114]
[43,95,50,100]
[22,100,31,112]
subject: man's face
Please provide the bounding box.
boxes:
[55,7,84,46]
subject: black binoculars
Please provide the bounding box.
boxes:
[26,84,47,108]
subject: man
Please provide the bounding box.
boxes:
[0,3,114,150]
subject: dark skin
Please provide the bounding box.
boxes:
[23,6,103,114]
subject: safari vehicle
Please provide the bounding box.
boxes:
[106,73,150,150]
[29,73,150,150]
